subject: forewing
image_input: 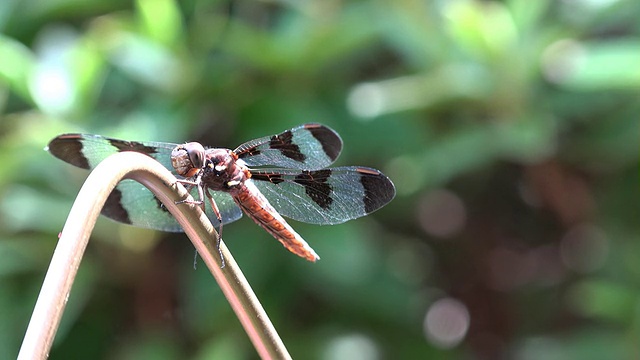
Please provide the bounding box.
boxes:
[235,123,343,170]
[47,133,243,231]
[47,133,177,171]
[250,167,395,225]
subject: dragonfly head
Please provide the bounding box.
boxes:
[171,142,206,178]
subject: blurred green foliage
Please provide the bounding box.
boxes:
[1,0,639,359]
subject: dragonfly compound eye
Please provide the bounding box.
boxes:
[184,142,206,169]
[171,142,205,177]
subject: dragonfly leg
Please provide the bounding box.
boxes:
[175,175,205,211]
[205,188,225,268]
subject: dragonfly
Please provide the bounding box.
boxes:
[47,123,396,262]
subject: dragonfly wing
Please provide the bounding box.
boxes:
[235,123,343,170]
[47,133,243,231]
[103,180,242,231]
[47,133,178,171]
[250,167,395,225]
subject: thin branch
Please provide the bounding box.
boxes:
[18,151,290,360]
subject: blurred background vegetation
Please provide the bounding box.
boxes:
[1,0,639,358]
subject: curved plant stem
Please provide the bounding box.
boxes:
[18,151,290,360]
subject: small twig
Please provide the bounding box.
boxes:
[18,152,290,360]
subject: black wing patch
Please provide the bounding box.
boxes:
[358,168,397,214]
[108,139,159,155]
[47,134,91,169]
[293,170,333,210]
[306,124,341,163]
[269,130,305,162]
[103,187,131,224]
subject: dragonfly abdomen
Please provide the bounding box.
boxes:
[233,180,320,262]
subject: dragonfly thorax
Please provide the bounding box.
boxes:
[202,148,248,191]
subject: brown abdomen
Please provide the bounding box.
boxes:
[232,180,320,262]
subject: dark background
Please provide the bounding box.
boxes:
[1,0,639,359]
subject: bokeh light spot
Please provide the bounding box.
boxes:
[417,189,466,238]
[30,65,75,115]
[542,39,585,85]
[424,297,470,349]
[324,333,380,360]
[347,82,385,119]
